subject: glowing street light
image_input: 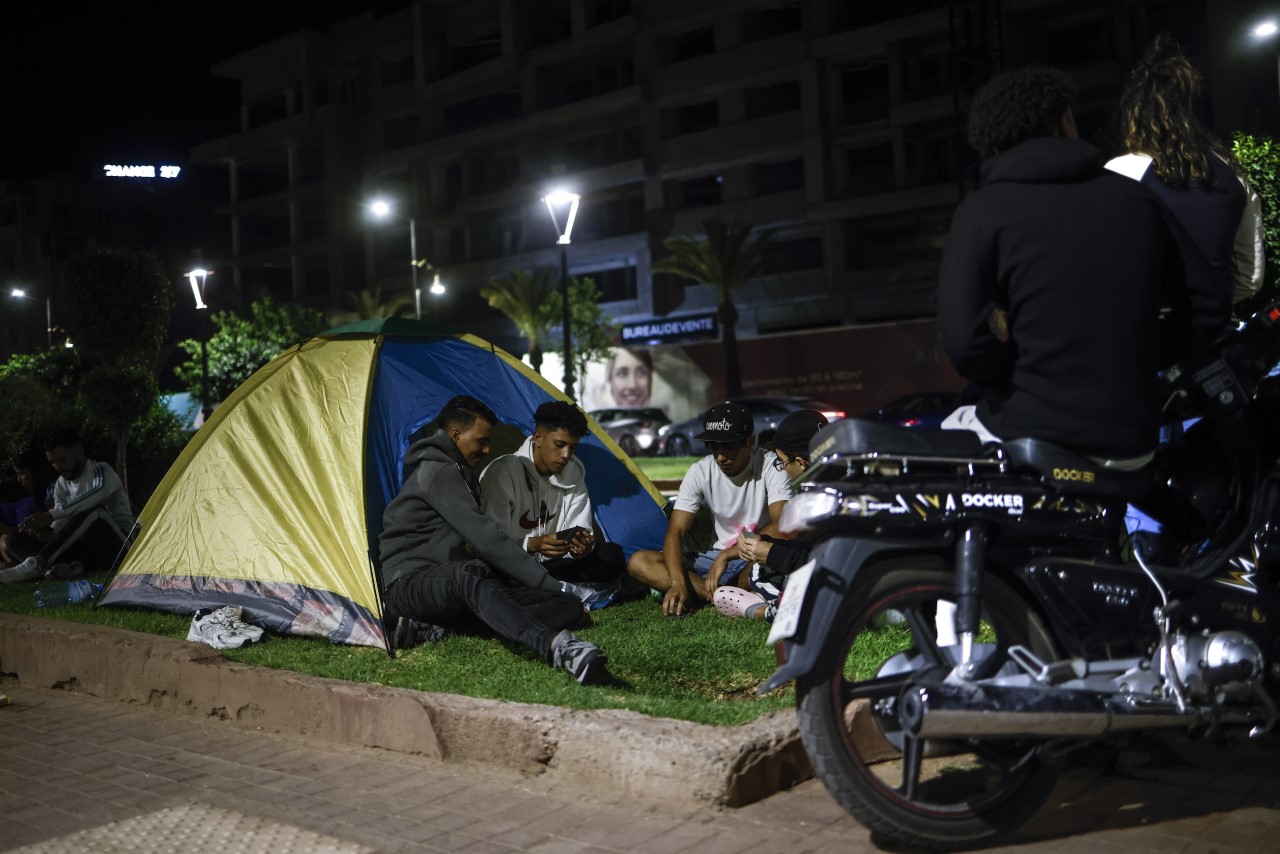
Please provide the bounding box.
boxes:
[542,189,582,399]
[368,197,445,320]
[185,268,212,423]
[9,286,52,349]
[1252,18,1280,109]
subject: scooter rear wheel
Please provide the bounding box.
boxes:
[796,557,1062,851]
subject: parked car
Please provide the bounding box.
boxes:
[861,391,963,429]
[659,396,846,457]
[587,407,671,456]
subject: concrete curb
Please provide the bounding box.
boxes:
[0,613,812,807]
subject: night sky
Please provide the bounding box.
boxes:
[0,3,407,182]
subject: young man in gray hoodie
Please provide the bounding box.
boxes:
[379,395,612,685]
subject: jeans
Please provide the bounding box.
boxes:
[543,541,626,583]
[385,560,583,660]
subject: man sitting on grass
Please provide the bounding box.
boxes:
[379,394,614,685]
[0,428,134,584]
[626,401,793,616]
[480,400,627,588]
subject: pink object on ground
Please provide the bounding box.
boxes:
[714,586,767,619]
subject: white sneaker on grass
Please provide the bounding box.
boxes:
[187,606,265,649]
[0,557,45,585]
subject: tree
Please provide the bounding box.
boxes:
[328,286,415,327]
[1232,133,1280,314]
[651,218,774,398]
[174,297,329,403]
[556,276,620,384]
[61,246,173,494]
[480,267,558,371]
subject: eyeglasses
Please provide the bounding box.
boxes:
[771,454,788,471]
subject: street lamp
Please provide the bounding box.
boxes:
[185,268,212,423]
[1252,19,1280,108]
[542,189,581,399]
[369,197,445,319]
[9,287,52,349]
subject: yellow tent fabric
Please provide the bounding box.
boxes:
[104,337,384,646]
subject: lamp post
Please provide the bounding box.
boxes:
[185,268,212,423]
[9,287,52,349]
[1252,19,1280,109]
[542,189,581,399]
[370,198,444,319]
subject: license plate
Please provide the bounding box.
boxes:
[766,558,816,645]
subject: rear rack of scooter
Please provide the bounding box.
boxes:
[810,418,1003,477]
[809,418,1142,500]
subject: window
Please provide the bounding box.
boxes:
[591,266,638,302]
[761,237,823,274]
[753,159,805,195]
[442,89,522,133]
[744,80,801,120]
[742,3,802,43]
[676,175,722,208]
[1045,19,1116,66]
[846,143,895,195]
[660,27,714,65]
[669,100,719,136]
[450,32,501,73]
[842,61,890,123]
[381,55,414,86]
[586,0,631,28]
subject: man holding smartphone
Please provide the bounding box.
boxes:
[481,401,627,587]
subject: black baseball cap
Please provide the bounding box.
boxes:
[772,410,829,457]
[695,401,754,442]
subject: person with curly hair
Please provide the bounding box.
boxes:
[1107,35,1264,307]
[937,64,1224,462]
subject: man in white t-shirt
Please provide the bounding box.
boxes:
[626,402,793,616]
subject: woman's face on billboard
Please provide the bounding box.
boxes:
[609,349,652,407]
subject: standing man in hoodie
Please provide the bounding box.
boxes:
[480,401,626,585]
[379,395,613,685]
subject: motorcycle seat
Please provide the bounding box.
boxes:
[999,437,1149,499]
[811,418,990,461]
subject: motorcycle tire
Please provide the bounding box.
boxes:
[796,556,1063,851]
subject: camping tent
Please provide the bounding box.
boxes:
[100,318,667,650]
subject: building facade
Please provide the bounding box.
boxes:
[191,0,1159,356]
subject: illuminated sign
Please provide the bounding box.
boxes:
[102,165,182,179]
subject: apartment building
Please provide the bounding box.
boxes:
[191,0,1157,354]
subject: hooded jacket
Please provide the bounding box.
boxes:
[378,429,560,592]
[479,436,593,562]
[937,136,1224,459]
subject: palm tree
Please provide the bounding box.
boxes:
[651,218,773,399]
[480,267,558,371]
[328,286,415,326]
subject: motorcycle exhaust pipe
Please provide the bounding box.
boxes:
[897,682,1202,739]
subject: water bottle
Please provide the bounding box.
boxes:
[34,580,103,608]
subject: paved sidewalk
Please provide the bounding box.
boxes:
[3,682,1280,853]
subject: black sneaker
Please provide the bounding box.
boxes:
[392,616,449,650]
[550,630,614,686]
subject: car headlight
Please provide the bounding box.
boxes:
[658,424,672,436]
[779,489,843,534]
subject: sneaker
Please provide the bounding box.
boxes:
[550,630,614,686]
[187,605,265,649]
[0,557,45,585]
[391,616,449,650]
[47,560,86,580]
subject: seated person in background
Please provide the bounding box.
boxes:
[0,429,135,583]
[1107,35,1263,309]
[379,395,613,685]
[480,401,626,589]
[0,449,58,568]
[713,410,828,621]
[626,401,793,616]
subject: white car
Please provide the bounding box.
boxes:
[587,407,671,456]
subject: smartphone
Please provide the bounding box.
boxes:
[740,529,760,540]
[554,525,588,542]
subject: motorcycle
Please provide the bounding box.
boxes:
[760,300,1280,850]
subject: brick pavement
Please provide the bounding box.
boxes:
[3,681,1280,853]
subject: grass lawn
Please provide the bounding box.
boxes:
[633,455,698,482]
[0,573,793,726]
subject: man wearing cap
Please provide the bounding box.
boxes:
[717,409,829,620]
[626,401,793,616]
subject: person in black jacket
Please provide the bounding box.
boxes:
[936,64,1224,463]
[379,395,613,685]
